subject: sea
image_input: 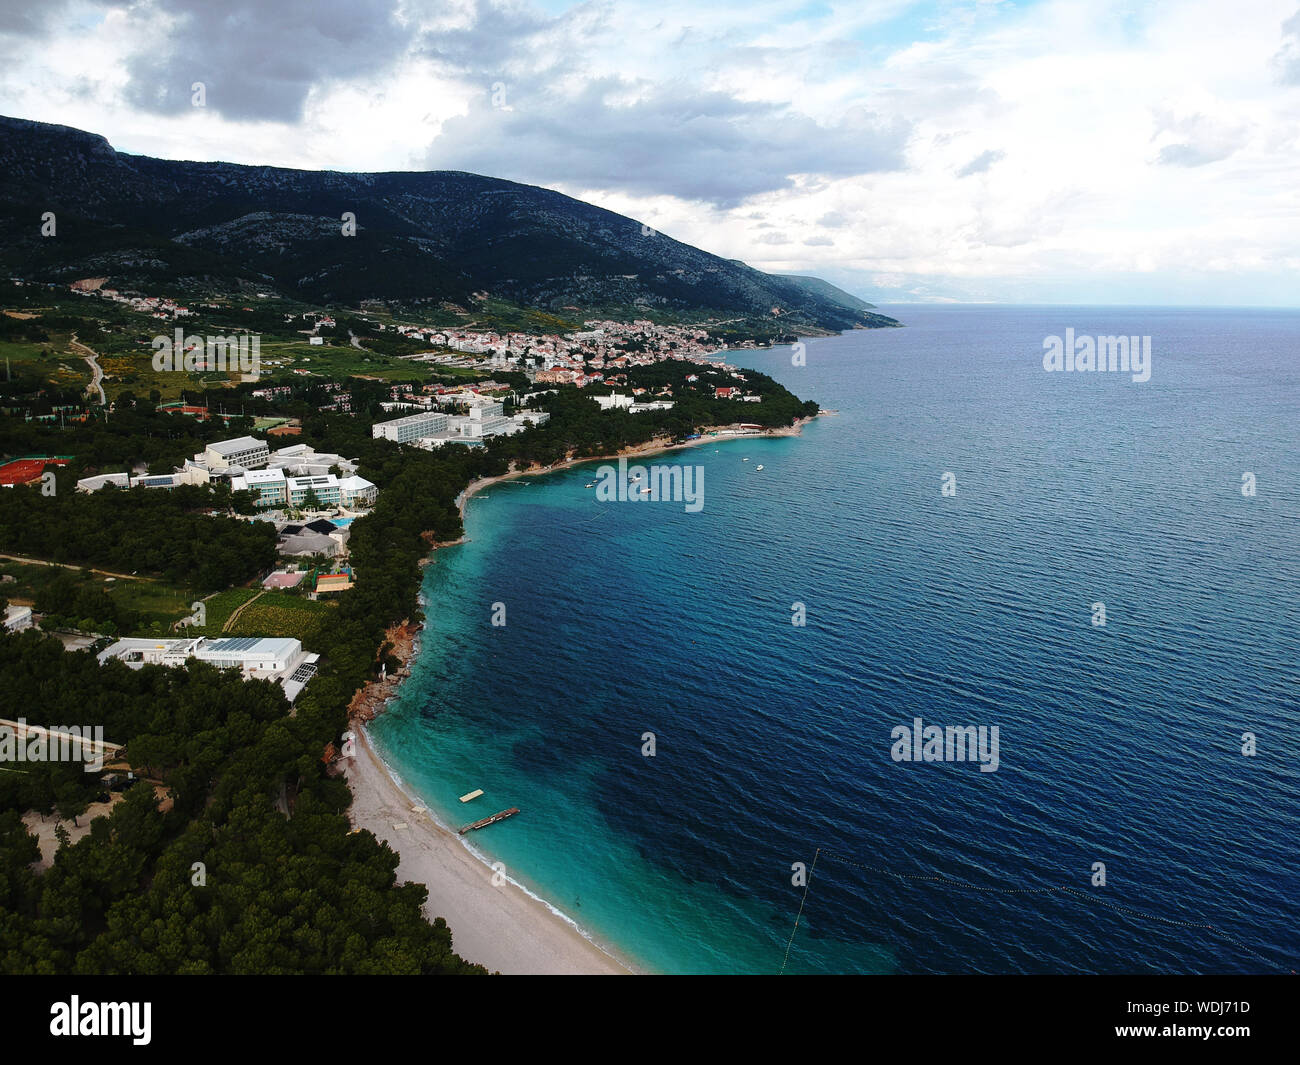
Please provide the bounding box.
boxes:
[368,305,1299,974]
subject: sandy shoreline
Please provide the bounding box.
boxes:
[345,728,634,974]
[344,416,815,974]
[455,415,816,518]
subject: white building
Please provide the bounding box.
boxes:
[336,475,378,507]
[130,463,212,490]
[76,472,130,492]
[231,468,293,508]
[76,442,374,508]
[265,443,358,478]
[97,635,319,702]
[78,464,212,494]
[4,605,33,633]
[453,403,511,439]
[415,435,484,449]
[229,468,377,510]
[194,636,303,674]
[372,410,450,443]
[205,436,270,470]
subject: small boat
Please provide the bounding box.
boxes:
[459,788,484,803]
[585,482,595,488]
[640,486,652,494]
[459,807,520,834]
[743,457,749,462]
[755,465,764,471]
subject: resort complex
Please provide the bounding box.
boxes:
[75,438,378,513]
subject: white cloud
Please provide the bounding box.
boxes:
[955,148,1004,177]
[0,0,1298,303]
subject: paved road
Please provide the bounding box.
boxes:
[69,333,106,404]
[0,552,145,580]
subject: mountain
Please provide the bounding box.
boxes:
[777,274,879,315]
[0,115,900,332]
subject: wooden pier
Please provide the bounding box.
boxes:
[458,807,520,835]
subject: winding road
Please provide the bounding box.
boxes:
[69,333,105,405]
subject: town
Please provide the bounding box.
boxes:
[0,279,803,713]
[0,269,819,983]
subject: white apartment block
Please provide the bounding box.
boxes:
[205,435,270,470]
[372,409,451,443]
[229,469,377,509]
[454,402,510,438]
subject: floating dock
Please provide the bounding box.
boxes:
[458,807,520,835]
[459,788,484,803]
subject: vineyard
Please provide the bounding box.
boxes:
[224,593,335,644]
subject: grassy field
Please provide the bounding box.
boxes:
[0,328,242,403]
[0,333,69,362]
[0,559,93,607]
[105,359,225,403]
[0,559,195,634]
[0,332,444,403]
[110,578,202,632]
[256,339,434,382]
[0,562,334,645]
[0,330,80,392]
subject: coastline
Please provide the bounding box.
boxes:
[455,415,817,519]
[344,726,635,974]
[345,415,816,974]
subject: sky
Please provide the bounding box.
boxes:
[1,0,1298,305]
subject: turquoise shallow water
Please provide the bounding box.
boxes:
[370,306,1299,974]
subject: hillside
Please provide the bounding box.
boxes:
[777,274,879,315]
[0,116,900,332]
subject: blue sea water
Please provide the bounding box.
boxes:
[369,306,1300,974]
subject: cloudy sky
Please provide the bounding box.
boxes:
[2,0,1298,304]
